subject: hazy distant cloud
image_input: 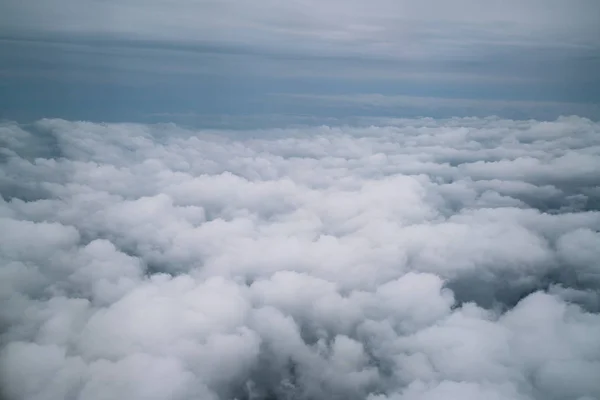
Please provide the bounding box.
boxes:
[1,0,599,84]
[2,0,599,53]
[273,93,600,120]
[1,116,600,399]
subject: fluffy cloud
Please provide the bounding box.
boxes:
[1,116,600,400]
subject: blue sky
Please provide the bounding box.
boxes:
[1,0,599,125]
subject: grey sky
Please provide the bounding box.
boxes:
[1,0,599,122]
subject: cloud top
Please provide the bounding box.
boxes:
[1,116,600,399]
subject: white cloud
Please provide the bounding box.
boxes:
[1,116,600,399]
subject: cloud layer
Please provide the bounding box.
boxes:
[3,0,599,55]
[1,116,600,400]
[2,0,599,85]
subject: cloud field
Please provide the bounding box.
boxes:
[1,116,600,400]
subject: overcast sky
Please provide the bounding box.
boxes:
[1,0,599,123]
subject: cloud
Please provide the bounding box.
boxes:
[1,0,599,86]
[272,93,600,120]
[2,0,598,52]
[1,116,600,399]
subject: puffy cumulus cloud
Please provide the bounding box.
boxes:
[1,115,600,400]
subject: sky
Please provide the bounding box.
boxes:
[1,0,599,124]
